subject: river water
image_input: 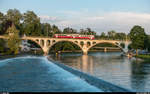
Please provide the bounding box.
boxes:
[0,52,150,92]
[50,52,150,92]
[0,56,102,92]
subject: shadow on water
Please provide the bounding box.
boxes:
[130,59,150,92]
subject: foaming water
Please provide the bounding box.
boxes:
[0,56,44,63]
[0,55,101,92]
[0,56,45,67]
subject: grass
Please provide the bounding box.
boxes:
[136,54,150,60]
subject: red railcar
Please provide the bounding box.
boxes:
[54,34,95,40]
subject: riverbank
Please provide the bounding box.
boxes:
[136,54,150,59]
[135,54,150,61]
[0,50,122,60]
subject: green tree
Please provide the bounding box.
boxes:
[79,28,96,35]
[41,23,52,37]
[5,24,21,54]
[100,32,106,39]
[62,42,75,51]
[0,12,4,34]
[63,27,70,34]
[0,39,6,54]
[0,12,5,24]
[128,44,132,50]
[50,41,81,52]
[86,28,92,35]
[6,9,22,30]
[80,29,86,34]
[129,25,146,55]
[86,28,96,35]
[63,27,77,34]
[108,30,116,40]
[120,43,125,48]
[147,36,150,52]
[23,11,41,36]
[51,25,61,35]
[115,33,126,40]
[144,35,150,52]
[0,12,8,35]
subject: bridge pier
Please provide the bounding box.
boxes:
[83,50,88,55]
[44,52,48,56]
[104,48,107,52]
[82,43,89,55]
[42,47,49,56]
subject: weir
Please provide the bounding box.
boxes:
[0,56,103,92]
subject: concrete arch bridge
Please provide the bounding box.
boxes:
[0,36,131,55]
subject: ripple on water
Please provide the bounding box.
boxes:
[51,52,150,92]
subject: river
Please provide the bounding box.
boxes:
[50,52,150,92]
[0,52,150,92]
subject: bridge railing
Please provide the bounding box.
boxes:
[0,35,131,42]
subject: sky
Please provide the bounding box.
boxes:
[0,0,150,34]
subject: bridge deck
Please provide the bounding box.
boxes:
[0,35,130,42]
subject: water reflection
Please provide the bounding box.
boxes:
[130,61,150,92]
[50,52,150,91]
[80,55,93,74]
[53,54,94,74]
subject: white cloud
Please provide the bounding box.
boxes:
[39,15,61,23]
[85,16,104,20]
[38,11,150,34]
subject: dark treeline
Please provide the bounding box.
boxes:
[0,9,150,55]
[0,9,128,40]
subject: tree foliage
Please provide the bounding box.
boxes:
[79,28,96,35]
[6,9,22,26]
[41,23,52,37]
[129,25,147,55]
[129,25,146,49]
[0,39,6,54]
[0,12,7,35]
[50,41,80,52]
[63,27,77,34]
[5,24,21,54]
[108,30,116,39]
[51,25,61,35]
[144,35,150,52]
[23,11,41,36]
[120,43,125,48]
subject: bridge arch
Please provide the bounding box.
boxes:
[48,40,83,54]
[88,41,124,52]
[22,38,44,53]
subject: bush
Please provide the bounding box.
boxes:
[136,55,150,59]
